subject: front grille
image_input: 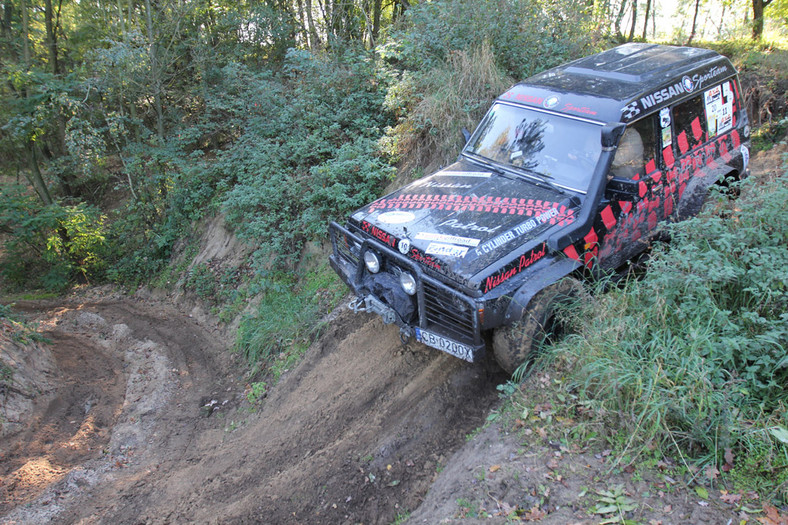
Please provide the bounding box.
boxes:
[330,221,478,346]
[423,280,476,344]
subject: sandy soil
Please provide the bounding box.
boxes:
[1,292,506,524]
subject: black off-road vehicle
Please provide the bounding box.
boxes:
[329,43,751,374]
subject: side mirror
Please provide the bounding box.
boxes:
[461,127,472,144]
[601,122,626,149]
[605,176,640,202]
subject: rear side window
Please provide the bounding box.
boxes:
[672,94,706,155]
[611,115,659,179]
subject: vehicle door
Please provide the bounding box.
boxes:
[596,113,664,270]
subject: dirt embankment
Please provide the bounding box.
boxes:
[1,291,505,524]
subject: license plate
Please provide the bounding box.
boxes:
[415,328,475,362]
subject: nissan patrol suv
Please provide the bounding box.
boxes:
[328,43,751,375]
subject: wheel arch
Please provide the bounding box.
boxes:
[501,256,582,327]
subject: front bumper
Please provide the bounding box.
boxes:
[329,221,486,362]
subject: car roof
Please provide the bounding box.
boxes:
[499,43,737,124]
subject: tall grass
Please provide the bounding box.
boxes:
[235,263,347,378]
[551,158,788,501]
[383,43,512,168]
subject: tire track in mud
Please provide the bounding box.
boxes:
[94,307,506,525]
[3,298,505,524]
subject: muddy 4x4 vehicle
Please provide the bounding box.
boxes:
[328,43,751,374]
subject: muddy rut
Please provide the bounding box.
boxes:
[1,295,505,524]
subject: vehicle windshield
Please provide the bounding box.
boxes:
[463,103,603,192]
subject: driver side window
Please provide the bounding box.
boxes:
[611,116,658,179]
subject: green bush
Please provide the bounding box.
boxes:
[236,263,347,378]
[390,0,599,80]
[383,0,602,169]
[219,47,395,269]
[553,162,788,496]
[382,43,512,166]
[0,188,109,291]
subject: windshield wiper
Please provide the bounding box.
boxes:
[463,152,574,198]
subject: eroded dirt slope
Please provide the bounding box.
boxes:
[1,293,505,524]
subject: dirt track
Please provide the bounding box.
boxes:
[1,294,505,524]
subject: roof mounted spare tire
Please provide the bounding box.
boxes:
[492,278,586,376]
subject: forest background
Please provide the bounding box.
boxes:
[1,0,788,509]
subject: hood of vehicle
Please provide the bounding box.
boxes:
[349,159,580,289]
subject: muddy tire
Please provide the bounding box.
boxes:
[492,278,586,376]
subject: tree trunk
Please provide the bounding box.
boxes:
[305,0,320,49]
[1,2,12,42]
[25,143,54,206]
[628,0,637,41]
[751,0,772,40]
[614,0,628,38]
[641,0,651,39]
[372,0,382,44]
[44,0,59,74]
[687,0,701,44]
[144,0,165,140]
[21,0,31,67]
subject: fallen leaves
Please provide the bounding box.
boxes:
[722,447,735,472]
[719,490,742,505]
[758,503,788,525]
[522,504,547,521]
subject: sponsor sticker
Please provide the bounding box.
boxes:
[425,242,469,258]
[411,180,474,189]
[439,218,502,234]
[414,232,480,247]
[622,102,640,120]
[660,107,671,128]
[378,211,416,224]
[704,81,733,138]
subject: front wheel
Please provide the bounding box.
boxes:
[492,278,586,376]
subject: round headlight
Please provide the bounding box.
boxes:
[400,272,417,296]
[364,251,380,273]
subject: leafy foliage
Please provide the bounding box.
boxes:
[236,263,347,379]
[382,43,512,167]
[219,48,395,268]
[382,0,600,169]
[389,0,599,80]
[0,188,108,291]
[551,162,788,501]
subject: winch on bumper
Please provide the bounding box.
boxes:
[328,221,486,363]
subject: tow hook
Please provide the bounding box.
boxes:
[348,296,366,314]
[349,295,397,325]
[399,327,412,345]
